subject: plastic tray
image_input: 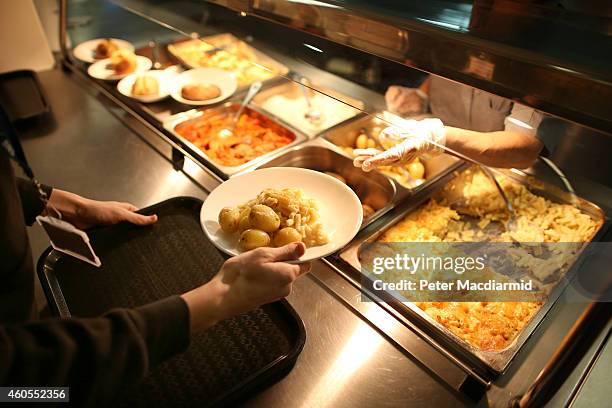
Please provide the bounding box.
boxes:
[37,196,306,407]
[0,70,50,121]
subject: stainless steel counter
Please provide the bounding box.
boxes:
[19,67,611,407]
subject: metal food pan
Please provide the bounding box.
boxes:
[251,81,365,138]
[163,102,307,178]
[339,166,607,376]
[322,113,461,197]
[248,140,396,229]
[167,34,289,90]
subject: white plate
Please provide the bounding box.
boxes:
[73,38,135,64]
[87,56,152,81]
[117,70,175,103]
[171,68,237,106]
[200,167,363,262]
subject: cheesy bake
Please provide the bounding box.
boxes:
[376,168,597,351]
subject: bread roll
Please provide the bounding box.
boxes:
[181,83,221,101]
[132,75,159,96]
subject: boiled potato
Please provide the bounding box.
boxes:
[355,133,369,149]
[218,207,240,233]
[238,208,251,232]
[274,227,302,247]
[367,138,377,149]
[239,229,271,250]
[249,204,280,232]
[407,160,425,180]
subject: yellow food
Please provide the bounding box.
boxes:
[110,50,137,75]
[168,39,277,86]
[376,167,598,350]
[131,75,159,96]
[274,227,303,247]
[345,128,426,188]
[94,38,118,59]
[220,188,328,251]
[181,83,221,101]
[249,204,281,232]
[407,160,425,180]
[239,229,271,250]
[218,207,240,233]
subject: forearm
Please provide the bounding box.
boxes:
[0,296,189,405]
[180,278,230,332]
[45,189,87,220]
[444,127,543,169]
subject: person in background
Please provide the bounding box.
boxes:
[354,75,544,171]
[1,149,310,405]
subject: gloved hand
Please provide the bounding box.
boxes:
[353,118,446,172]
[385,85,428,116]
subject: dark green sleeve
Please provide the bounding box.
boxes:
[15,177,53,226]
[0,295,190,406]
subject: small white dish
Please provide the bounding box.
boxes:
[200,167,363,262]
[117,70,175,103]
[87,56,152,81]
[73,38,135,64]
[171,68,237,106]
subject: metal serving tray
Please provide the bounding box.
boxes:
[163,102,307,178]
[251,81,365,138]
[338,166,607,376]
[167,33,289,90]
[248,140,396,229]
[322,113,461,197]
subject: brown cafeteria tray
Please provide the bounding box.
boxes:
[162,102,307,178]
[338,165,607,376]
[321,112,461,197]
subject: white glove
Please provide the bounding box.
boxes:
[353,118,446,172]
[385,85,428,116]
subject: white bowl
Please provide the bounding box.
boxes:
[117,70,175,103]
[171,68,237,106]
[88,56,152,81]
[200,167,363,263]
[73,38,135,64]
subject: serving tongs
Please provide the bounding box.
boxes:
[218,81,262,139]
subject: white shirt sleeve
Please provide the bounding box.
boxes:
[504,103,543,136]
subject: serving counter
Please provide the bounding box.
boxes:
[27,0,612,406]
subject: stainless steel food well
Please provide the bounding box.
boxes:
[163,102,307,178]
[321,112,461,197]
[338,166,607,376]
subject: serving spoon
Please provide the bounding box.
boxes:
[218,81,262,139]
[297,77,323,125]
